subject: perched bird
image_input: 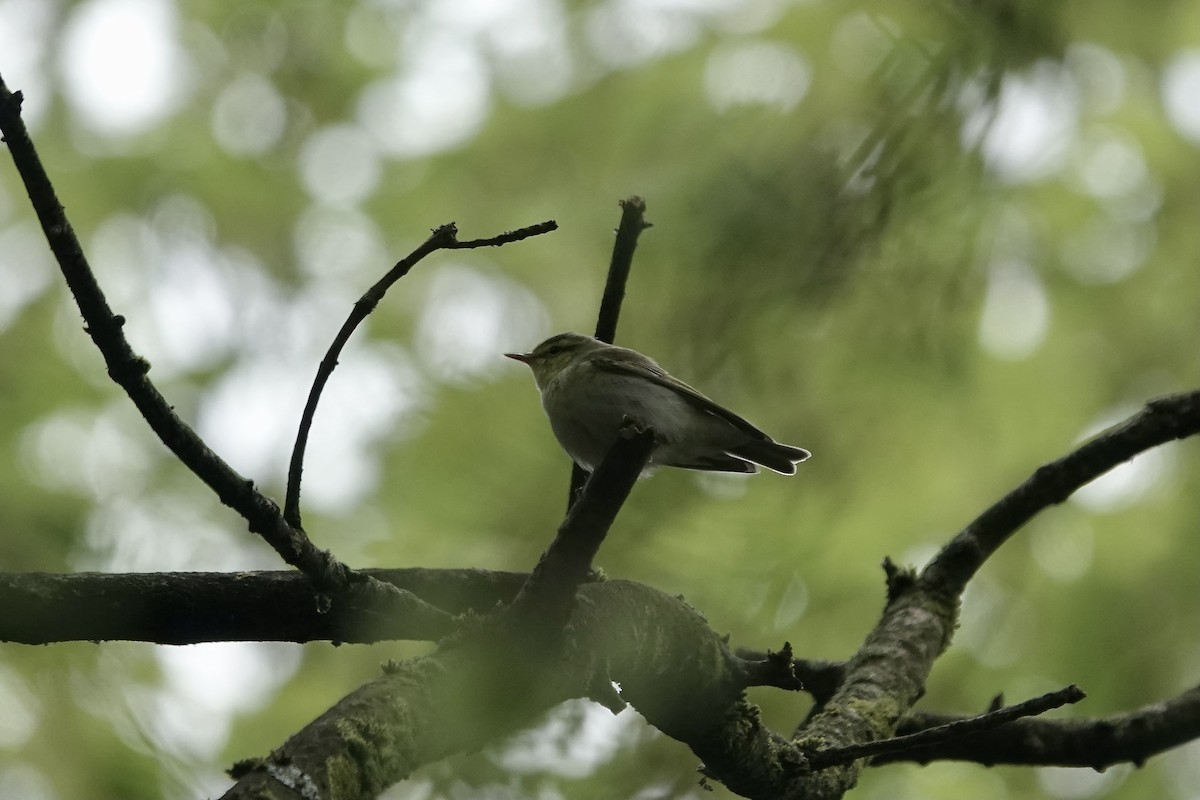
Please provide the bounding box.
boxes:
[505,332,810,475]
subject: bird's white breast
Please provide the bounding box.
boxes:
[539,361,700,471]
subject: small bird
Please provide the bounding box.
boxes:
[505,332,810,475]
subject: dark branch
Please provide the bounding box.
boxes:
[221,579,785,800]
[0,73,344,594]
[450,220,558,248]
[568,197,652,506]
[737,647,845,700]
[736,642,805,691]
[0,76,487,627]
[808,685,1086,769]
[0,568,530,645]
[761,390,1200,799]
[513,424,655,631]
[793,659,848,703]
[284,219,556,527]
[877,684,1200,770]
[922,389,1200,595]
[594,196,650,344]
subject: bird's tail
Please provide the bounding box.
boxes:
[728,440,811,475]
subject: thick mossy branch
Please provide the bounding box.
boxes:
[769,578,957,799]
[220,580,770,799]
[771,390,1200,799]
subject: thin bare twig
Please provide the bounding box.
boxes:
[878,684,1200,769]
[594,196,651,344]
[452,221,558,249]
[806,685,1086,769]
[283,219,556,528]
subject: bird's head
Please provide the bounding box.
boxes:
[505,332,600,389]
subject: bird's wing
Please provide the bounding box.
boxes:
[590,351,773,441]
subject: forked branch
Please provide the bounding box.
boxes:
[0,74,340,587]
[0,73,548,620]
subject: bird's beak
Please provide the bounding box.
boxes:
[504,352,531,364]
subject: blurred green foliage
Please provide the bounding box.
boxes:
[1,0,1199,797]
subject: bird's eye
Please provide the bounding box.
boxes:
[544,345,563,356]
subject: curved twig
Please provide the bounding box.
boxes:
[922,390,1200,595]
[283,219,556,527]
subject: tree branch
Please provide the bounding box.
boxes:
[223,419,652,797]
[220,580,778,800]
[594,196,651,345]
[738,390,1200,799]
[512,423,655,632]
[878,684,1200,769]
[452,221,558,249]
[284,220,557,528]
[9,565,1195,784]
[0,568,530,645]
[737,647,845,700]
[922,389,1200,596]
[0,73,348,595]
[0,74,541,627]
[568,197,652,506]
[808,685,1085,769]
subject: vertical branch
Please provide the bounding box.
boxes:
[568,197,653,506]
[593,196,651,343]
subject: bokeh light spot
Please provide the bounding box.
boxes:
[704,41,811,112]
[1162,50,1200,143]
[971,62,1079,182]
[299,124,382,205]
[210,73,288,157]
[358,40,490,158]
[978,259,1049,361]
[416,265,549,384]
[58,0,189,136]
